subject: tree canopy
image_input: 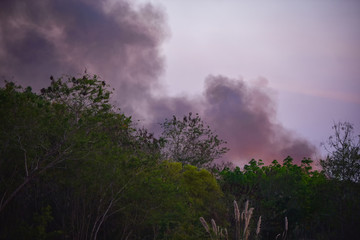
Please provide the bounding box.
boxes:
[160,112,229,168]
[0,75,359,239]
[320,122,360,182]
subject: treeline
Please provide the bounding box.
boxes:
[0,75,359,239]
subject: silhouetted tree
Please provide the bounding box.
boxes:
[160,112,229,168]
[320,122,360,182]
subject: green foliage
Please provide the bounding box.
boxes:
[320,122,360,182]
[0,76,139,239]
[41,74,112,113]
[4,205,62,240]
[160,112,229,168]
[111,161,227,239]
[1,76,359,239]
[0,81,64,212]
[0,77,229,239]
[219,157,360,239]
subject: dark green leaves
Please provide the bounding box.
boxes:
[41,74,113,114]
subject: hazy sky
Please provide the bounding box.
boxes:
[157,0,360,154]
[1,0,359,166]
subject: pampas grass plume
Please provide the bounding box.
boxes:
[234,200,240,221]
[256,216,262,235]
[199,217,210,233]
[211,219,218,235]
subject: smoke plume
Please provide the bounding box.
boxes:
[201,75,317,164]
[0,0,318,165]
[0,0,167,115]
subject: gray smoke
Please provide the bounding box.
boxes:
[201,75,317,164]
[0,0,167,115]
[143,75,317,165]
[0,0,318,165]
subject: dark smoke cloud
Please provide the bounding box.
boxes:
[0,0,318,165]
[0,0,167,115]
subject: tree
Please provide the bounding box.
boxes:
[1,76,228,239]
[0,75,143,239]
[41,74,112,113]
[320,122,360,182]
[0,75,116,214]
[111,161,227,239]
[219,157,333,239]
[160,112,229,168]
[0,81,60,214]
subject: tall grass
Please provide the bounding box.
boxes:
[200,200,261,240]
[275,217,288,240]
[199,217,228,240]
[234,200,260,240]
[200,200,289,239]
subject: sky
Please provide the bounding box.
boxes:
[1,0,359,166]
[159,0,360,150]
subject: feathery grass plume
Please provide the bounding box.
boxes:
[224,228,228,240]
[220,228,224,238]
[220,228,228,239]
[245,229,250,240]
[241,200,249,224]
[276,216,288,240]
[246,207,254,229]
[241,211,245,222]
[233,200,262,240]
[282,216,288,240]
[200,217,229,240]
[256,216,262,236]
[243,207,254,240]
[200,217,210,233]
[244,200,249,220]
[211,219,218,236]
[234,200,241,240]
[234,200,240,221]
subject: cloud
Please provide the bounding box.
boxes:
[0,0,318,165]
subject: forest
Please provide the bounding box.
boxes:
[0,75,359,240]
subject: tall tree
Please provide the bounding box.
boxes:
[320,122,360,182]
[160,112,229,168]
[0,75,141,239]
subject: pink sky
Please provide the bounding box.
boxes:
[156,0,360,155]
